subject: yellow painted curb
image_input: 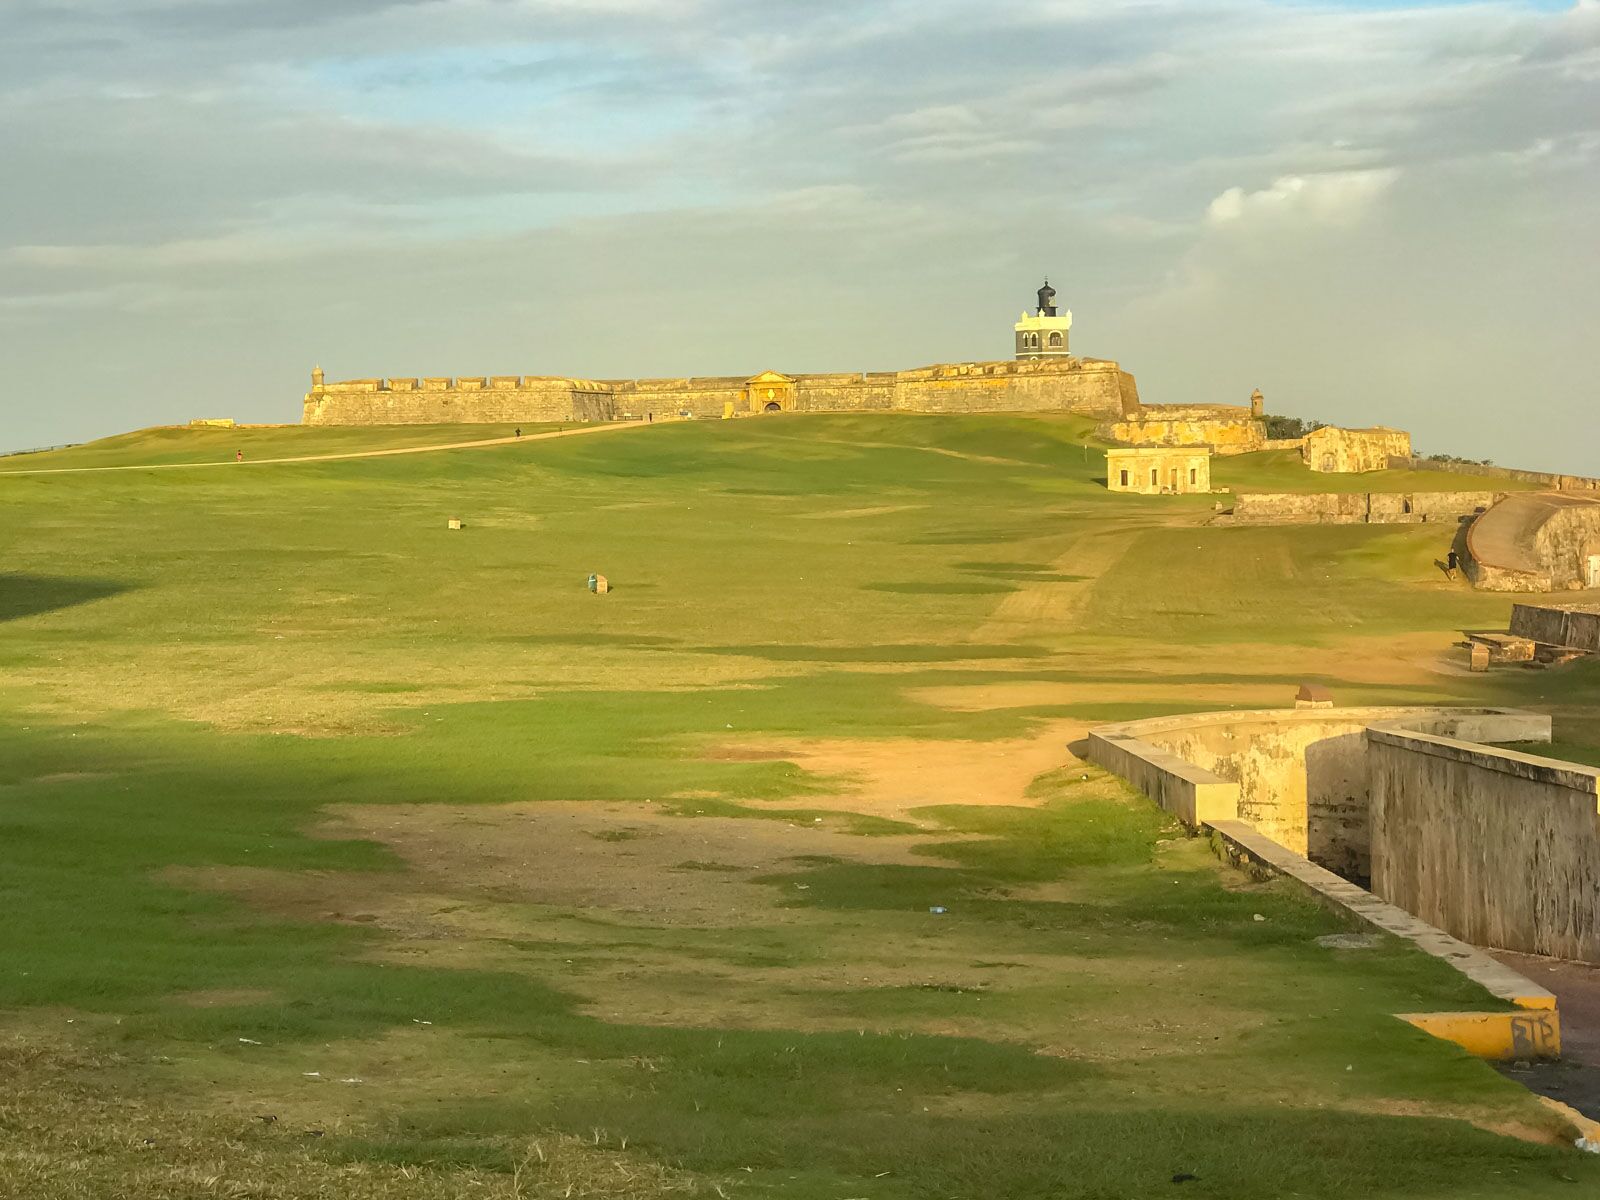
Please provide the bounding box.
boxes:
[1398,1010,1560,1060]
[1537,1095,1600,1144]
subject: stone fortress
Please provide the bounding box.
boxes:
[304,283,1145,427]
[300,280,1420,488]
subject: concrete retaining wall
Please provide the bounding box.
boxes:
[1369,723,1600,961]
[1511,603,1600,652]
[1086,707,1546,882]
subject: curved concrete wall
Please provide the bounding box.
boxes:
[1086,707,1548,881]
[1466,491,1600,592]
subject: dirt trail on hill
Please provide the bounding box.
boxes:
[0,419,653,476]
[974,522,1139,639]
[713,717,1087,819]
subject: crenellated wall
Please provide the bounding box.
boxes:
[303,356,1141,426]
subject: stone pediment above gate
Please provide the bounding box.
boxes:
[746,370,794,385]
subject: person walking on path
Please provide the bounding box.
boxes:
[235,450,244,463]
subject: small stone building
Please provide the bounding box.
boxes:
[1106,447,1212,495]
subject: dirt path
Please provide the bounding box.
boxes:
[0,419,656,477]
[803,436,1036,468]
[716,718,1087,819]
[974,522,1140,640]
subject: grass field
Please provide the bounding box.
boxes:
[2,413,1598,1198]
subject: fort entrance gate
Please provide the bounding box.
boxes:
[744,371,796,414]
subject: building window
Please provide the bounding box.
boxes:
[1189,468,1197,485]
[1119,469,1129,487]
[1048,331,1063,347]
[1150,468,1158,487]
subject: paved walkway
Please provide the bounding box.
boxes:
[0,420,655,477]
[1491,951,1600,1121]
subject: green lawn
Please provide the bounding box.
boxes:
[0,422,567,471]
[1,414,1595,1199]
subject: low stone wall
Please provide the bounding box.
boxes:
[1229,490,1501,527]
[1512,603,1600,652]
[1396,458,1600,492]
[1086,707,1546,882]
[1369,722,1600,961]
[1081,728,1237,829]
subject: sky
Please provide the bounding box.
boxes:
[1,0,1595,469]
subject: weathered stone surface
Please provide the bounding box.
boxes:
[303,357,1140,426]
[1086,705,1546,884]
[1106,447,1212,494]
[1511,602,1600,652]
[1368,721,1600,962]
[1100,403,1265,455]
[1231,490,1501,526]
[1303,426,1412,473]
[1466,492,1600,592]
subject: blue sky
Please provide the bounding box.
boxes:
[1,0,1595,471]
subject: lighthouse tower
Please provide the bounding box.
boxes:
[1014,280,1072,360]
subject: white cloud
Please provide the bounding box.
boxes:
[1205,169,1400,228]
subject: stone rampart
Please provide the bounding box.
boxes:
[1102,416,1265,455]
[1098,403,1264,456]
[1369,722,1600,961]
[1395,458,1600,492]
[1466,492,1600,592]
[302,377,617,426]
[1229,490,1501,526]
[304,356,1138,426]
[1303,426,1412,473]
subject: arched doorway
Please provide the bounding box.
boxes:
[744,370,795,414]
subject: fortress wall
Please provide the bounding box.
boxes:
[1139,404,1255,420]
[1532,503,1600,590]
[1369,725,1600,961]
[1229,490,1500,526]
[1397,459,1600,492]
[1117,371,1142,415]
[1103,416,1265,455]
[304,357,1135,424]
[615,377,747,419]
[890,360,1127,417]
[1303,426,1412,473]
[303,378,614,425]
[796,375,896,412]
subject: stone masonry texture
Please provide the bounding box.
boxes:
[302,357,1143,426]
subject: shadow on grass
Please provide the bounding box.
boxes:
[0,573,133,623]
